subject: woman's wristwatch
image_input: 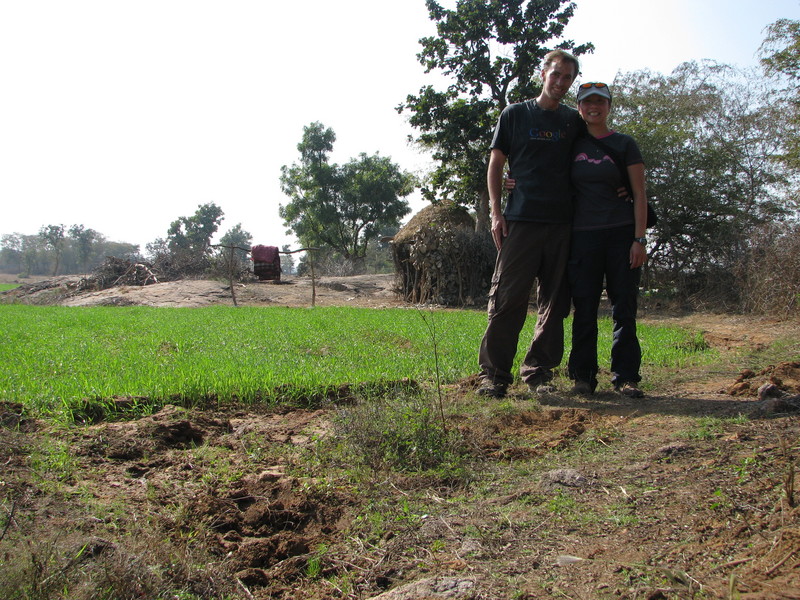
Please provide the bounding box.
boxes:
[633,237,647,245]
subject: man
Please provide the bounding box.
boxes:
[477,49,585,398]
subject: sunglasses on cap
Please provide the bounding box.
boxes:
[576,81,611,101]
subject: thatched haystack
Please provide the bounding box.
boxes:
[392,203,495,306]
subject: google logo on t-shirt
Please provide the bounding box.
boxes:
[528,128,567,141]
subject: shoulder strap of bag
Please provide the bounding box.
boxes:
[583,134,658,229]
[583,134,631,194]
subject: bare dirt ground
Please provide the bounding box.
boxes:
[0,273,403,309]
[2,273,800,599]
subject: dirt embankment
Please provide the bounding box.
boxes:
[0,273,403,308]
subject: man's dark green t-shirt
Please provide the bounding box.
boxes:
[490,99,584,223]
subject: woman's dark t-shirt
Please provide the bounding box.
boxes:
[570,131,643,231]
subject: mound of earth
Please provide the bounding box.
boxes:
[1,273,404,308]
[728,362,800,397]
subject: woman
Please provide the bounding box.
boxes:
[506,81,649,397]
[568,82,647,397]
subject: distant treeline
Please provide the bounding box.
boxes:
[1,226,140,276]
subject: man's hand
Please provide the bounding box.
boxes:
[486,150,510,251]
[491,213,508,250]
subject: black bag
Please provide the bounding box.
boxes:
[646,201,658,229]
[584,136,658,229]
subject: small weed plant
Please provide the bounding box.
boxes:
[330,391,470,475]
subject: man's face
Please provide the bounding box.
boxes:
[541,59,576,103]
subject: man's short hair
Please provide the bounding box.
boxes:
[542,49,580,78]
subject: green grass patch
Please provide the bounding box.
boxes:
[0,283,19,292]
[1,305,716,421]
[742,334,800,368]
[679,414,749,440]
[566,315,716,370]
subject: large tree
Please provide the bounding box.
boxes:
[148,202,225,277]
[38,224,66,276]
[215,223,253,276]
[279,122,415,272]
[611,61,792,294]
[68,224,101,273]
[398,0,592,230]
[167,202,225,256]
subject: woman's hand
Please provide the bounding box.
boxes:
[630,240,647,269]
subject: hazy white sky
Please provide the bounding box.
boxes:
[1,0,798,252]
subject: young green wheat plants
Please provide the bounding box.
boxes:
[0,304,716,422]
[1,305,480,420]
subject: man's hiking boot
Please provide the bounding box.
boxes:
[529,382,556,394]
[615,381,644,398]
[477,379,507,398]
[526,372,555,395]
[571,380,594,395]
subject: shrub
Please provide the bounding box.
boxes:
[739,222,800,315]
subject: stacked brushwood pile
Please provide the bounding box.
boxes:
[79,257,160,291]
[150,251,210,282]
[392,203,495,306]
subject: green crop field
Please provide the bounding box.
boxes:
[0,304,715,421]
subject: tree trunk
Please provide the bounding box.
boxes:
[351,255,367,275]
[475,187,490,232]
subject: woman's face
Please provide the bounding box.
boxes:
[578,94,611,125]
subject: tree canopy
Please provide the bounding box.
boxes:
[69,225,101,273]
[38,224,66,276]
[166,202,225,256]
[398,0,592,228]
[215,223,253,276]
[147,202,226,278]
[610,61,794,295]
[760,18,800,82]
[279,122,415,272]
